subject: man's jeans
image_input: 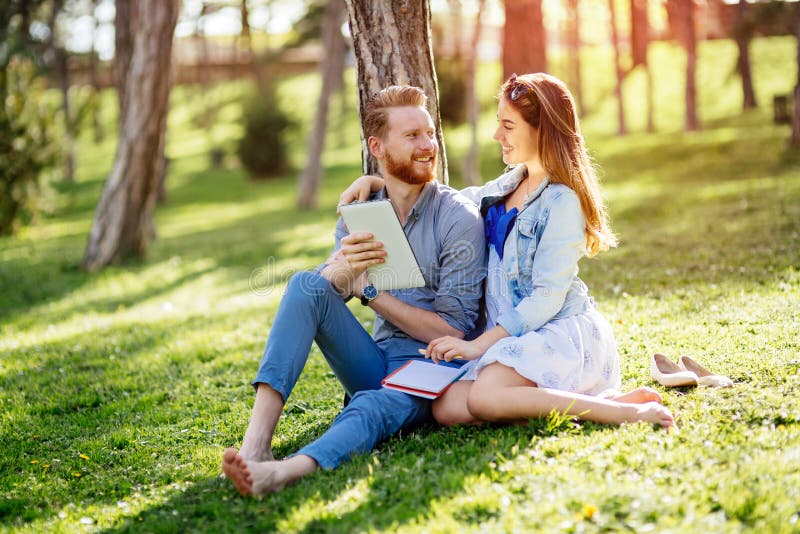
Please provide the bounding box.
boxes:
[253,271,432,469]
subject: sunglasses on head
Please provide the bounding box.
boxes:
[508,73,530,101]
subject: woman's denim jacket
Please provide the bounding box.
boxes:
[462,165,592,337]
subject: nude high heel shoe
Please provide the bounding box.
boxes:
[651,353,699,387]
[679,355,733,388]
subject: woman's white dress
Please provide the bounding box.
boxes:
[461,246,621,395]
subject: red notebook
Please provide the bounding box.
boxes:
[381,360,468,399]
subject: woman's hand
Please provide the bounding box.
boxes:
[338,175,386,212]
[425,336,485,364]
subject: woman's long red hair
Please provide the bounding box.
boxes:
[500,73,617,256]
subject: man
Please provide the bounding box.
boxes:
[222,85,486,496]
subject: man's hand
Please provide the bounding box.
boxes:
[321,233,385,298]
[341,232,386,278]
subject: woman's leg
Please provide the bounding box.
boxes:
[432,381,480,426]
[467,363,674,428]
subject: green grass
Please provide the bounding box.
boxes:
[1,37,799,532]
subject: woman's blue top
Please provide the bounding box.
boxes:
[484,202,518,260]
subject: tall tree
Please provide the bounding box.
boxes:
[669,0,699,131]
[503,0,547,79]
[793,1,800,145]
[114,0,134,119]
[82,0,180,271]
[464,0,487,187]
[345,0,448,182]
[631,0,654,131]
[89,0,105,142]
[735,0,757,110]
[47,0,76,181]
[297,0,347,209]
[608,0,626,135]
[565,0,584,116]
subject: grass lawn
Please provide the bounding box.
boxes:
[1,37,799,532]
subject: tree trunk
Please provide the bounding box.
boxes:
[345,0,448,183]
[645,61,654,132]
[464,0,487,187]
[502,0,547,80]
[83,0,180,272]
[447,0,464,61]
[631,0,653,131]
[90,0,104,142]
[609,0,626,135]
[565,0,583,117]
[48,0,75,181]
[736,0,757,110]
[114,0,134,119]
[297,0,346,209]
[683,0,699,131]
[793,2,800,145]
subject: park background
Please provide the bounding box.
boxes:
[1,0,799,532]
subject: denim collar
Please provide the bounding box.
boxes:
[480,165,550,213]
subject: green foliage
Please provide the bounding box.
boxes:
[435,58,467,125]
[237,91,294,179]
[1,37,798,533]
[0,58,57,235]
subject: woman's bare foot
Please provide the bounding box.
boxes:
[631,402,676,430]
[609,387,663,405]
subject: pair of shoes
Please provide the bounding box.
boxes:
[651,353,733,388]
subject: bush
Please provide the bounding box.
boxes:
[0,58,58,235]
[237,91,293,179]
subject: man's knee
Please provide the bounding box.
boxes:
[286,270,333,301]
[348,389,428,433]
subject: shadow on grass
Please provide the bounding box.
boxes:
[101,419,605,533]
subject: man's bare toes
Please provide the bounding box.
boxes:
[222,448,254,497]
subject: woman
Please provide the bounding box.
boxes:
[341,73,674,429]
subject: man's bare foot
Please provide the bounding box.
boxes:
[610,387,663,405]
[222,448,301,497]
[222,448,254,496]
[632,402,676,430]
[238,445,274,463]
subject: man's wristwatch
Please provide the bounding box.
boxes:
[360,283,379,306]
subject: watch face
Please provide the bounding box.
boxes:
[363,284,378,300]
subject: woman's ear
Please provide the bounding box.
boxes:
[367,136,383,159]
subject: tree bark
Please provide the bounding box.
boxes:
[83,0,180,271]
[297,0,346,209]
[565,0,583,117]
[345,0,448,183]
[464,0,487,187]
[609,0,626,135]
[502,0,547,80]
[736,0,757,110]
[114,0,134,119]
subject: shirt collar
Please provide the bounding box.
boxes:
[375,180,436,223]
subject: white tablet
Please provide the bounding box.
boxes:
[339,199,426,291]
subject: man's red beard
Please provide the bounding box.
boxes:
[385,150,437,185]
